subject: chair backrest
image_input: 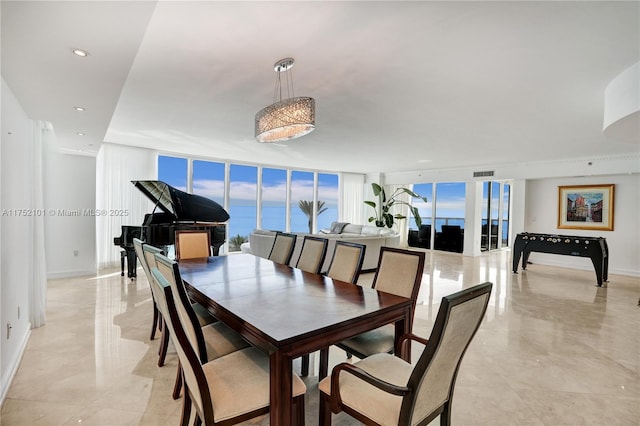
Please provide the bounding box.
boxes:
[133,238,151,281]
[268,232,297,265]
[153,252,208,363]
[295,236,328,274]
[372,247,425,314]
[142,243,164,275]
[175,230,211,260]
[326,241,366,283]
[401,282,493,425]
[141,242,166,314]
[152,268,213,423]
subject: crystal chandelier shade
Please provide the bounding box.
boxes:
[255,58,315,143]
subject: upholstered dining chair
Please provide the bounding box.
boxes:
[318,247,426,379]
[152,253,250,404]
[152,266,307,426]
[145,242,216,330]
[325,241,366,283]
[133,238,161,341]
[300,241,366,377]
[296,235,328,274]
[268,231,297,265]
[319,282,493,426]
[140,242,173,367]
[175,230,211,260]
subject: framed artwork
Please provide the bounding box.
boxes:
[557,184,614,231]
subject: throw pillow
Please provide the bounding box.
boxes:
[329,221,349,234]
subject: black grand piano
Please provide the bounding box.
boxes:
[114,180,229,278]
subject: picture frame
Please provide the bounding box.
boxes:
[557,184,614,231]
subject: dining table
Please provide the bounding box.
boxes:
[178,253,413,426]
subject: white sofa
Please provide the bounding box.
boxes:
[244,223,400,272]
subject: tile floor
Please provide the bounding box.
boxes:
[1,249,639,425]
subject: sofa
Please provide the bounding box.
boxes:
[244,222,400,272]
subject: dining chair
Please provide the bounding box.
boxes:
[146,241,216,329]
[175,230,211,260]
[325,241,366,283]
[318,247,425,379]
[152,253,250,404]
[318,282,493,426]
[268,231,297,265]
[133,238,161,341]
[299,241,366,377]
[141,242,173,367]
[152,267,307,426]
[296,235,328,274]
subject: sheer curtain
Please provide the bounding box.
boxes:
[96,143,156,269]
[29,121,49,328]
[341,173,365,224]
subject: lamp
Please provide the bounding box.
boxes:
[255,58,315,143]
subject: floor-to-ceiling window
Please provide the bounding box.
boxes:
[482,180,510,251]
[261,167,287,232]
[408,183,433,248]
[228,165,257,250]
[192,160,225,206]
[158,156,188,190]
[290,171,315,233]
[158,155,339,248]
[434,182,466,252]
[502,183,511,246]
[317,173,339,231]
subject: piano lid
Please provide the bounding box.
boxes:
[132,180,229,223]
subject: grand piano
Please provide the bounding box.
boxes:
[114,180,229,278]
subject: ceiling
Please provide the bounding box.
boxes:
[2,1,639,174]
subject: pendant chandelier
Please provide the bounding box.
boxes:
[255,58,315,143]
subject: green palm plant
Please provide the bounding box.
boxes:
[298,200,328,233]
[228,234,247,251]
[365,183,428,228]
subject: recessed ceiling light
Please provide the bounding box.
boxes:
[73,106,86,112]
[77,132,85,136]
[71,48,89,57]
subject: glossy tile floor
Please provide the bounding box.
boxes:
[2,249,639,425]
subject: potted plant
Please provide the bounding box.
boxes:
[365,183,427,228]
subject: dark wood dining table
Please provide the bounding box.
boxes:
[178,253,413,426]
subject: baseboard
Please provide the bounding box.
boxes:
[47,269,97,279]
[0,327,31,407]
[526,256,640,278]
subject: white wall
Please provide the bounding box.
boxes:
[1,78,33,399]
[525,174,640,277]
[43,149,96,278]
[383,157,640,277]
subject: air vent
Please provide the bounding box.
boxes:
[473,170,494,178]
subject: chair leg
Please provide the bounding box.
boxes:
[150,303,159,340]
[319,390,332,426]
[180,390,192,426]
[158,322,170,367]
[293,394,305,426]
[173,363,183,400]
[319,348,330,380]
[440,401,452,426]
[345,350,352,359]
[301,354,310,377]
